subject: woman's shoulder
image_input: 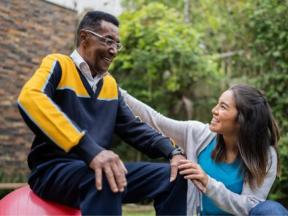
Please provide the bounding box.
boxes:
[267,146,278,167]
[268,145,277,154]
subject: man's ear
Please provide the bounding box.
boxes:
[79,30,89,47]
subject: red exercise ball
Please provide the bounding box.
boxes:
[0,185,81,215]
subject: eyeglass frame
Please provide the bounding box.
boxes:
[82,29,123,51]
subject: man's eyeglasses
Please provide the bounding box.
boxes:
[83,29,122,51]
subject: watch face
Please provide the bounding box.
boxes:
[170,147,185,159]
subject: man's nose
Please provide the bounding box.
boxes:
[108,46,117,57]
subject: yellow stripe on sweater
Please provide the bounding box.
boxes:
[98,74,118,100]
[18,54,85,152]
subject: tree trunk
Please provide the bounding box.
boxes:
[184,0,191,23]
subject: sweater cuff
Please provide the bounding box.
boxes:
[153,138,176,159]
[205,175,218,195]
[72,133,105,164]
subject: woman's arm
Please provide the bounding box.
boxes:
[178,147,278,215]
[120,89,190,149]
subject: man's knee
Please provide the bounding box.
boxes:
[151,163,186,190]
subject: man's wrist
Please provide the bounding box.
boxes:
[169,146,185,160]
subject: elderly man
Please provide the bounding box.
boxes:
[18,11,187,215]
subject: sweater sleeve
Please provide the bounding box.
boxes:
[18,54,104,164]
[120,88,191,150]
[204,147,278,216]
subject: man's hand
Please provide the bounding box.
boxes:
[178,159,208,193]
[89,150,128,193]
[170,155,186,182]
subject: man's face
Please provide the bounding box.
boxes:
[80,20,120,75]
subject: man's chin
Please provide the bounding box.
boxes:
[94,65,109,75]
[99,68,108,74]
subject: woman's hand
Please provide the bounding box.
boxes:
[178,160,208,193]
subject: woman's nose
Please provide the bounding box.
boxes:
[212,105,218,114]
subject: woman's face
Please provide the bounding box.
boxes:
[209,90,239,136]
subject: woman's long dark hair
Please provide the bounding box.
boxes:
[212,84,279,188]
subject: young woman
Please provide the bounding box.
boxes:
[121,84,288,215]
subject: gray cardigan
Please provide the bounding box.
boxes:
[121,90,277,216]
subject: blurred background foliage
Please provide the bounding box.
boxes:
[110,0,288,206]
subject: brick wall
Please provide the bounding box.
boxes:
[0,0,77,178]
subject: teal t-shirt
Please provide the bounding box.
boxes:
[198,138,243,215]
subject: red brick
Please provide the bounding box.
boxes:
[0,0,77,178]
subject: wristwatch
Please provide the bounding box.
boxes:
[169,146,185,160]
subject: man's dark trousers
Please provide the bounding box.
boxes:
[28,159,187,215]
